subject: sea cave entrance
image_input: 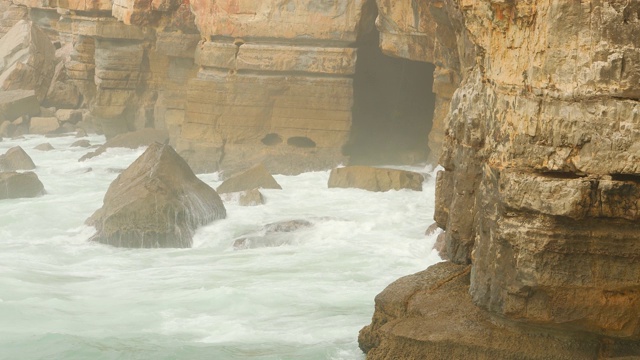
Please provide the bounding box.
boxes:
[345,26,436,165]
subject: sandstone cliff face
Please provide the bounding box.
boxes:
[4,0,441,174]
[363,0,640,358]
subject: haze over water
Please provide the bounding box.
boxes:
[0,134,441,360]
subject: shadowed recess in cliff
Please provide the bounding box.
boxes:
[344,21,436,165]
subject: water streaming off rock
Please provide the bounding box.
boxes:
[0,134,441,359]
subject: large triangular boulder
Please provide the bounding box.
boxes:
[0,171,44,199]
[0,20,56,100]
[328,166,424,192]
[86,142,226,248]
[0,145,35,171]
[216,164,282,194]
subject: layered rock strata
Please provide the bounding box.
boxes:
[5,0,447,174]
[362,0,640,358]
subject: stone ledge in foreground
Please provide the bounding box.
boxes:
[359,262,640,360]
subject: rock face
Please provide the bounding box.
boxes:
[361,0,640,358]
[86,142,226,248]
[79,128,168,161]
[328,166,423,192]
[0,146,36,171]
[0,171,44,199]
[0,89,40,121]
[359,262,640,360]
[216,164,282,194]
[0,20,56,100]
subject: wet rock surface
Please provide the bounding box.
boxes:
[233,219,314,250]
[328,166,424,192]
[0,171,44,199]
[0,145,35,171]
[86,142,226,248]
[216,164,282,194]
[360,262,640,360]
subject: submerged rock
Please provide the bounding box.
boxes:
[0,146,35,171]
[0,171,44,199]
[238,188,265,206]
[216,164,282,194]
[79,128,169,161]
[70,139,91,148]
[34,143,54,151]
[233,219,313,250]
[328,166,424,192]
[86,142,226,248]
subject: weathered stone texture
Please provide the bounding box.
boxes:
[328,166,424,192]
[0,171,44,199]
[87,142,226,248]
[363,0,640,358]
[0,20,56,100]
[430,1,640,340]
[360,262,640,360]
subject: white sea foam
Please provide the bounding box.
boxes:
[0,134,442,359]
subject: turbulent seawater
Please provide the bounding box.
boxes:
[0,134,442,360]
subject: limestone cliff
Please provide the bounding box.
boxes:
[361,0,640,358]
[5,0,640,356]
[1,0,443,174]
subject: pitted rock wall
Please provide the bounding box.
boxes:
[363,0,640,358]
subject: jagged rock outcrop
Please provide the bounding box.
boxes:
[216,164,282,194]
[0,146,36,171]
[0,171,44,199]
[86,142,226,248]
[0,20,56,100]
[359,262,640,360]
[361,0,640,358]
[0,89,39,122]
[328,166,424,192]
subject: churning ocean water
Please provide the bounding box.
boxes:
[0,134,442,360]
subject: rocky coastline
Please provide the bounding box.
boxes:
[0,0,639,358]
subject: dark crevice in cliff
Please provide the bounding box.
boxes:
[344,21,436,166]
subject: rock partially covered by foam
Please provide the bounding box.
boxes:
[86,142,226,248]
[216,163,282,194]
[328,166,424,192]
[0,171,44,200]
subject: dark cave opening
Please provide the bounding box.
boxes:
[345,26,436,165]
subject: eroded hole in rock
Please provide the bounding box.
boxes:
[345,15,436,165]
[261,133,283,146]
[537,171,584,180]
[287,136,316,148]
[611,173,640,183]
